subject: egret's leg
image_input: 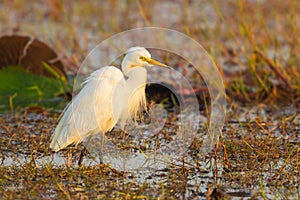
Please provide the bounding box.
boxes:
[78,147,86,166]
[78,135,92,166]
[98,132,104,165]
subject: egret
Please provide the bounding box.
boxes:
[49,47,167,162]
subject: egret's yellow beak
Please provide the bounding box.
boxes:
[145,57,167,67]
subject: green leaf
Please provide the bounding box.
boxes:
[0,66,71,111]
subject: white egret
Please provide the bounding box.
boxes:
[50,47,167,158]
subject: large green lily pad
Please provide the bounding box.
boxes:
[0,66,70,111]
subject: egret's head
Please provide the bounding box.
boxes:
[122,46,167,76]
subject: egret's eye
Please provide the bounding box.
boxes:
[140,56,148,62]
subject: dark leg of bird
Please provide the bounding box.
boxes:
[98,133,104,165]
[78,135,92,166]
[98,151,103,165]
[78,146,86,166]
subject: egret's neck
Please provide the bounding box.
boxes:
[124,67,147,120]
[126,67,147,88]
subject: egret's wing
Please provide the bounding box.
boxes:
[50,66,126,151]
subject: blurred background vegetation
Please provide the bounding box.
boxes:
[0,0,299,109]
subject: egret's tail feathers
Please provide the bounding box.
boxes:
[50,136,72,152]
[50,123,95,152]
[49,140,65,152]
[50,125,77,152]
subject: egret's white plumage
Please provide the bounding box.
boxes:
[50,47,166,152]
